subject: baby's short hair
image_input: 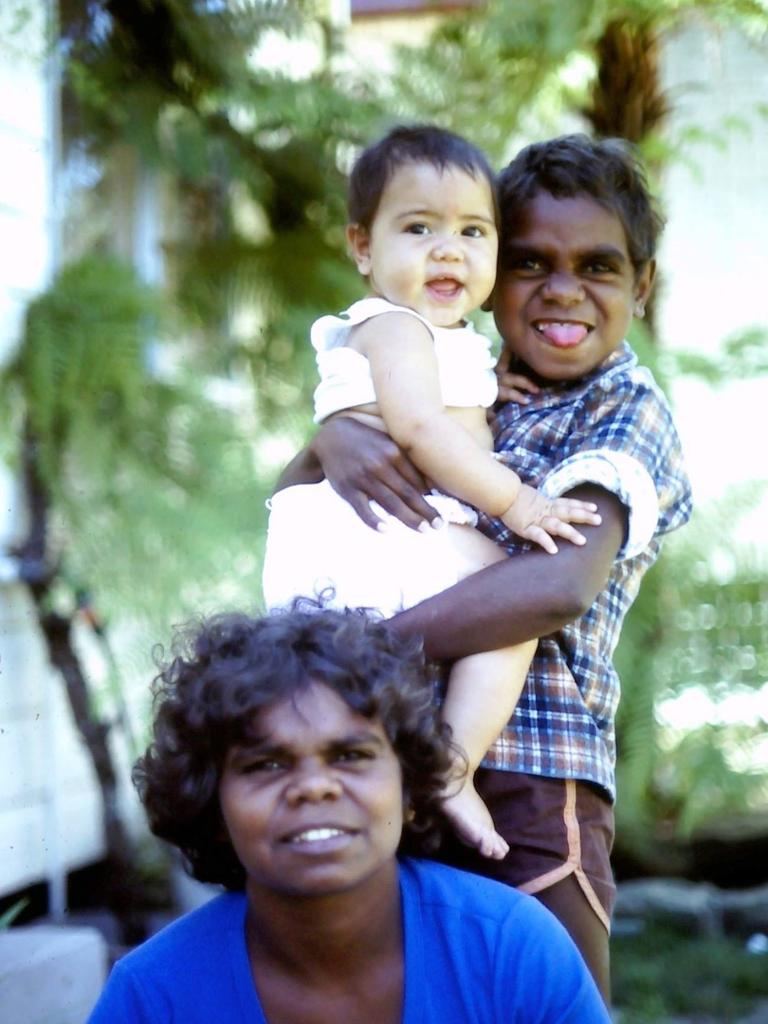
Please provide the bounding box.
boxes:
[134,601,456,889]
[348,123,497,229]
[497,134,664,272]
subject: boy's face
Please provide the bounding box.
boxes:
[347,161,498,329]
[493,191,654,382]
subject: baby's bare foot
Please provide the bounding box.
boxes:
[442,782,509,860]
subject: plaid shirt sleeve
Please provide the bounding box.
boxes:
[539,366,692,557]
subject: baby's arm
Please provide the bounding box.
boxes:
[353,312,600,551]
[354,312,517,508]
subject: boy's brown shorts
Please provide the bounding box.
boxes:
[437,770,616,933]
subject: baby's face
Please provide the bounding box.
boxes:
[347,160,498,329]
[493,190,654,382]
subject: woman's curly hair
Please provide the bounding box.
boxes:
[133,601,459,890]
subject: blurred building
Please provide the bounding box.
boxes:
[0,3,151,919]
[0,4,104,919]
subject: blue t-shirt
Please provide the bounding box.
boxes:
[88,858,609,1023]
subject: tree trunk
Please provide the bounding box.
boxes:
[585,19,669,146]
[582,18,670,334]
[16,420,144,939]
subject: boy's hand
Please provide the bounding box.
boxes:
[501,484,602,554]
[495,368,541,404]
[313,416,439,532]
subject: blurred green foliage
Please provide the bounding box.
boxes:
[670,326,768,384]
[60,0,382,424]
[614,511,768,865]
[0,898,30,931]
[612,919,768,1020]
[0,254,270,629]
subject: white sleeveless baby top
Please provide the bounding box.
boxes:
[311,297,498,424]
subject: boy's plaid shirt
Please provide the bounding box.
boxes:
[480,342,692,801]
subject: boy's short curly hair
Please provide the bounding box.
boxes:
[497,134,664,273]
[348,123,498,230]
[133,602,457,890]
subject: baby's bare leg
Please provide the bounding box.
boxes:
[437,523,536,858]
[441,643,536,859]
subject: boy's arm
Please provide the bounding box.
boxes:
[307,417,625,651]
[390,484,627,660]
[273,417,440,529]
[274,446,324,491]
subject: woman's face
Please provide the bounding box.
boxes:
[218,681,406,901]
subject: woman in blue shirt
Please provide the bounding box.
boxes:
[88,603,609,1023]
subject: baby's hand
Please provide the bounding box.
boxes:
[501,485,602,553]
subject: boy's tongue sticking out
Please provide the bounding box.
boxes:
[535,321,590,348]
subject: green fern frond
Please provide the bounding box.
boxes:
[615,490,768,850]
[3,256,161,483]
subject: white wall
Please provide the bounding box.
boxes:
[347,8,445,71]
[0,4,53,368]
[0,3,106,903]
[659,21,768,514]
